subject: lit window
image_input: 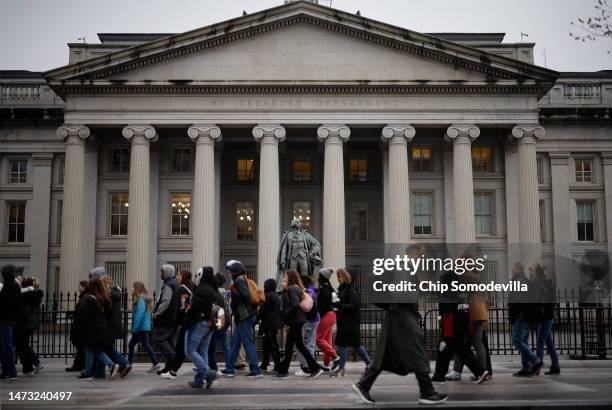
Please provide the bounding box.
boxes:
[8,159,28,184]
[411,147,432,172]
[237,159,255,181]
[172,148,192,173]
[171,193,191,235]
[472,147,492,172]
[292,201,312,232]
[575,159,593,183]
[349,159,368,182]
[348,202,368,241]
[110,192,129,236]
[576,201,595,241]
[474,192,493,235]
[236,202,255,241]
[292,160,311,182]
[413,192,433,235]
[111,148,130,173]
[7,201,26,243]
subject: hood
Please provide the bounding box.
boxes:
[264,278,277,293]
[1,264,16,283]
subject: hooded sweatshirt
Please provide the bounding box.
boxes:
[0,265,22,324]
[153,265,179,326]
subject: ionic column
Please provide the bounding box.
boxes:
[446,124,480,246]
[57,125,90,292]
[122,125,157,287]
[512,125,544,268]
[188,125,222,273]
[602,152,612,266]
[253,124,286,284]
[30,153,54,293]
[317,125,350,268]
[381,125,415,243]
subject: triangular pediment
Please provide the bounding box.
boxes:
[44,1,557,95]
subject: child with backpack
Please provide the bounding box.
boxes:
[127,282,159,369]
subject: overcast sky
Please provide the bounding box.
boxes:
[1,0,610,72]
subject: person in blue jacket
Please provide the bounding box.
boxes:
[127,281,159,368]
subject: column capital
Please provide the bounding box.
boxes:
[446,124,480,142]
[57,124,90,141]
[188,124,223,143]
[252,124,286,142]
[511,124,545,142]
[122,125,157,142]
[381,124,416,143]
[317,124,350,142]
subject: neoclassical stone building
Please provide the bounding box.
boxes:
[0,1,611,294]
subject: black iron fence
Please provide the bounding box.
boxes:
[29,289,612,361]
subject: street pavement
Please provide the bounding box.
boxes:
[2,359,612,409]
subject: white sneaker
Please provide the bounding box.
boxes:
[445,370,462,381]
[294,369,308,377]
[148,363,163,373]
[160,371,177,379]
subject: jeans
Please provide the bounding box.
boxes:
[84,348,114,376]
[316,311,337,365]
[155,325,177,362]
[278,322,320,374]
[0,323,16,377]
[105,345,129,367]
[128,331,158,365]
[433,334,484,380]
[337,345,370,370]
[225,317,261,375]
[536,319,559,368]
[359,366,435,397]
[512,319,539,370]
[185,321,215,385]
[260,328,281,371]
[297,320,319,369]
[453,320,490,375]
[208,328,230,370]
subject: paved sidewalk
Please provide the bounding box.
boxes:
[2,359,612,409]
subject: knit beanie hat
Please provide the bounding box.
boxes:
[318,267,333,281]
[89,266,106,279]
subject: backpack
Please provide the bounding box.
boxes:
[299,290,313,313]
[304,288,318,321]
[209,303,226,330]
[245,277,266,307]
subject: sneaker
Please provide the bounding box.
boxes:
[23,371,35,377]
[161,371,177,380]
[513,369,530,377]
[529,361,544,376]
[33,364,45,374]
[331,357,341,371]
[545,366,561,375]
[148,363,164,374]
[445,371,461,381]
[329,369,345,378]
[307,368,324,380]
[77,373,93,380]
[273,372,291,379]
[351,383,375,404]
[188,381,203,388]
[120,365,132,378]
[109,364,120,380]
[206,373,217,389]
[221,369,236,378]
[419,393,448,405]
[245,372,263,379]
[0,374,18,381]
[294,369,308,377]
[474,370,489,385]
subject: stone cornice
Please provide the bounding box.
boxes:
[187,124,223,143]
[252,124,286,142]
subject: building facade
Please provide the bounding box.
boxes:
[0,1,611,294]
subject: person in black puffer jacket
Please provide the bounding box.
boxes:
[315,268,339,369]
[258,278,282,372]
[15,277,44,375]
[0,264,22,380]
[275,269,323,379]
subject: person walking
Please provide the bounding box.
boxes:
[295,275,321,376]
[152,264,179,373]
[127,281,159,370]
[160,269,194,379]
[330,268,370,377]
[184,266,225,389]
[208,272,231,374]
[66,280,89,372]
[274,269,324,380]
[532,264,560,375]
[0,264,22,380]
[315,268,340,370]
[258,278,282,373]
[15,277,44,376]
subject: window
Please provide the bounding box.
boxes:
[237,159,255,181]
[539,200,545,243]
[564,84,601,99]
[472,147,492,172]
[7,201,26,243]
[171,193,191,235]
[536,156,544,184]
[57,201,63,244]
[111,148,130,173]
[110,192,129,236]
[575,159,593,183]
[236,202,255,241]
[292,201,312,232]
[576,201,595,241]
[474,193,493,235]
[172,148,192,173]
[105,262,126,290]
[413,192,433,235]
[171,262,191,273]
[411,147,433,172]
[292,160,311,182]
[348,202,368,241]
[349,159,368,182]
[8,159,28,184]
